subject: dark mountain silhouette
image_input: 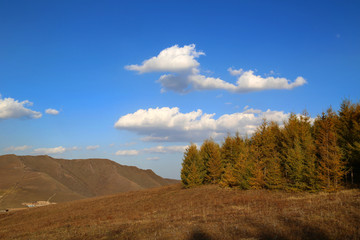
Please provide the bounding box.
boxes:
[0,154,178,208]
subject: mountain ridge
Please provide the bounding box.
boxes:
[0,154,178,209]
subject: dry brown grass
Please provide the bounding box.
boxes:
[0,184,359,240]
[0,155,177,209]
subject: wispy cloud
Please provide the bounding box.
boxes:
[115,107,289,142]
[4,145,32,152]
[45,108,60,115]
[125,44,306,93]
[115,145,188,157]
[33,146,79,155]
[86,145,100,150]
[143,145,187,153]
[115,150,139,156]
[0,95,42,119]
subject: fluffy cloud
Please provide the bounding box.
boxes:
[126,44,306,93]
[4,145,32,152]
[115,107,290,142]
[115,150,139,156]
[86,145,100,150]
[45,108,59,115]
[228,68,307,92]
[33,146,79,155]
[0,95,42,119]
[125,44,204,73]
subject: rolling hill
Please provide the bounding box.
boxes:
[0,154,178,209]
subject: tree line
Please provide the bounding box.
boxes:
[181,99,360,191]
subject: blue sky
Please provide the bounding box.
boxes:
[1,0,359,179]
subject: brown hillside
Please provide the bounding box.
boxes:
[0,184,359,240]
[0,155,178,209]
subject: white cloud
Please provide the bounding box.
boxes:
[33,146,79,155]
[33,146,67,155]
[230,69,307,92]
[147,157,160,161]
[125,44,204,73]
[45,108,59,115]
[115,150,139,156]
[120,142,137,147]
[0,95,42,119]
[228,67,244,76]
[143,145,187,154]
[86,145,100,150]
[115,145,188,157]
[115,107,290,142]
[4,145,32,152]
[68,146,80,151]
[125,44,306,93]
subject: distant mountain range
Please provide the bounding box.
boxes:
[0,154,178,209]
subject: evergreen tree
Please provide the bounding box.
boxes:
[221,132,245,166]
[233,147,252,189]
[200,139,223,184]
[314,108,345,190]
[220,163,238,188]
[264,122,284,190]
[221,134,236,166]
[249,120,283,189]
[181,144,204,188]
[280,113,317,191]
[337,99,360,184]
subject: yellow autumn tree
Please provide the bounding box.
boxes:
[314,108,345,190]
[200,139,223,184]
[181,143,204,188]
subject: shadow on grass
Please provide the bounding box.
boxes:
[188,228,214,240]
[248,217,331,240]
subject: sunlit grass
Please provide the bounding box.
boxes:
[1,184,359,239]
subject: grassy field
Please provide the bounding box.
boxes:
[0,184,359,240]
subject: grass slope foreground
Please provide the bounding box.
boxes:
[0,184,359,240]
[0,154,178,209]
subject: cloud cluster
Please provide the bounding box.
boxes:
[125,44,306,93]
[4,145,32,152]
[0,95,42,119]
[115,107,290,142]
[45,108,60,115]
[33,146,79,155]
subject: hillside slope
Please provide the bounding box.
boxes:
[0,154,178,208]
[0,184,359,240]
